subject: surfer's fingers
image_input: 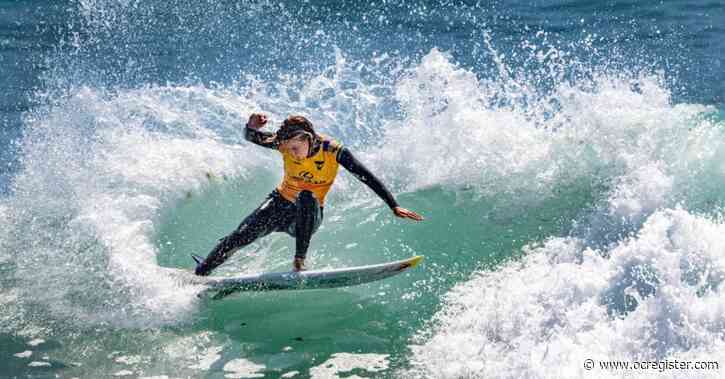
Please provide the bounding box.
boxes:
[407,210,424,221]
[395,208,424,221]
[408,211,424,221]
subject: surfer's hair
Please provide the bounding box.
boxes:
[284,115,314,130]
[271,115,322,158]
[277,115,316,142]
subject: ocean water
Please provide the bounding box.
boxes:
[1,1,724,378]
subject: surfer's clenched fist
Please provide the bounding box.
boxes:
[246,113,268,129]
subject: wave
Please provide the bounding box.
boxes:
[1,23,723,378]
[4,43,724,330]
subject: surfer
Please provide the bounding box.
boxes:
[193,113,424,275]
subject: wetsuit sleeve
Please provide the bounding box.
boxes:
[337,147,399,210]
[244,126,278,149]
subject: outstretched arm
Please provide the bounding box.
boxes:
[337,147,424,221]
[244,113,278,149]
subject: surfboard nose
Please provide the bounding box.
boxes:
[408,255,424,268]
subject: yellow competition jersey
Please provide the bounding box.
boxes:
[277,135,341,206]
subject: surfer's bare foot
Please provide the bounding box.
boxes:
[293,258,307,272]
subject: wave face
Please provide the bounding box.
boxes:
[1,0,723,377]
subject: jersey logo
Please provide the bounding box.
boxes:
[296,170,328,184]
[314,160,324,170]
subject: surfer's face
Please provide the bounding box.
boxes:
[280,134,310,160]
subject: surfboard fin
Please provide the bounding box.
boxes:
[191,254,205,265]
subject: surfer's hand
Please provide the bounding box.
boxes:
[293,257,307,272]
[393,206,424,221]
[247,113,268,129]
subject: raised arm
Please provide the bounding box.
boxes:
[337,147,424,221]
[244,113,278,149]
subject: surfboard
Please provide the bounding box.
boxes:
[173,256,423,300]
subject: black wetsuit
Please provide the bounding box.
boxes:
[194,127,398,276]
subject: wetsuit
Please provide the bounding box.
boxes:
[194,126,398,276]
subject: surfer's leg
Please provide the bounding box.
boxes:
[195,191,295,275]
[292,190,322,259]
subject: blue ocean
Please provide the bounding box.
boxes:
[1,1,724,378]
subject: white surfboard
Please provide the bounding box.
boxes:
[173,256,423,300]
